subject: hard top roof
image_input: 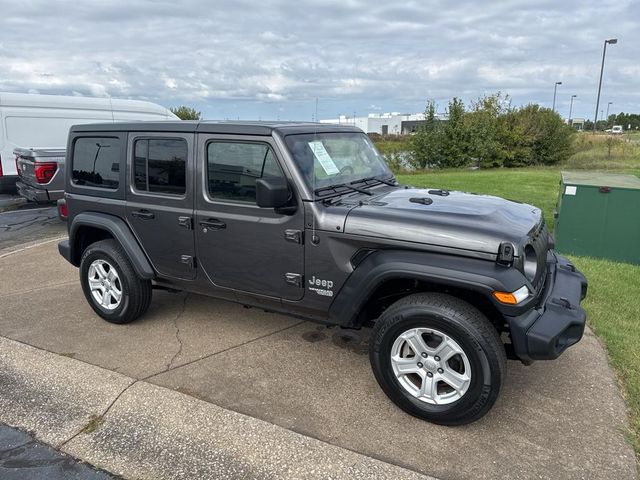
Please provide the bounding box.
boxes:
[70,120,362,136]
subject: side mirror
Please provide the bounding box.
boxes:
[256,177,289,208]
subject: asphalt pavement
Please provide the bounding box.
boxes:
[0,194,65,253]
[0,425,116,480]
[0,237,637,479]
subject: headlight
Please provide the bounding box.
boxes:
[523,244,537,282]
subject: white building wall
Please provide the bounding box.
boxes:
[320,112,432,135]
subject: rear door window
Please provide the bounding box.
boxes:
[72,137,121,189]
[133,138,187,195]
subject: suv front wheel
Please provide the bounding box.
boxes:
[79,239,152,324]
[369,293,506,425]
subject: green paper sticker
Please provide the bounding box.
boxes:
[308,141,340,175]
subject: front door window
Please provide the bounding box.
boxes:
[207,141,284,203]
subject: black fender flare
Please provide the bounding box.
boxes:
[329,249,530,327]
[68,212,155,279]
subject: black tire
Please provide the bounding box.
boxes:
[369,293,506,425]
[79,239,152,324]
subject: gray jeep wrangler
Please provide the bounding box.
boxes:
[58,121,587,425]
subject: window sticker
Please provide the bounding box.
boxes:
[565,185,577,196]
[308,141,340,175]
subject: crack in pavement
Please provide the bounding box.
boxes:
[166,293,190,371]
[0,212,58,232]
[144,320,306,381]
[55,378,139,451]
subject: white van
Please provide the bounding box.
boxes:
[0,92,179,192]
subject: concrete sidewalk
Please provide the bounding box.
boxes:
[0,240,638,479]
[0,336,430,479]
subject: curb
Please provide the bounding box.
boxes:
[0,335,434,480]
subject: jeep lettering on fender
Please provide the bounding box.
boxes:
[58,121,588,425]
[308,275,334,296]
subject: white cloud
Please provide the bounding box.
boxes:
[0,0,637,119]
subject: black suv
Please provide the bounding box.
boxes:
[58,121,587,425]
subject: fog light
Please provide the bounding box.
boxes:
[493,286,530,305]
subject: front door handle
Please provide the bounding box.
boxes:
[199,218,226,230]
[131,209,155,220]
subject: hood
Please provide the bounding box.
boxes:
[343,186,543,256]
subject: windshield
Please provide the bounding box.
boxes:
[284,132,392,192]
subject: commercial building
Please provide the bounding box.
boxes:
[320,112,447,135]
[567,117,585,131]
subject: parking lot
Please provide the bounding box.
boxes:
[0,194,65,252]
[0,213,637,480]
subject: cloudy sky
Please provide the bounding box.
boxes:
[1,0,637,121]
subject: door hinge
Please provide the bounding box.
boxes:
[178,216,193,230]
[285,273,303,287]
[284,229,303,244]
[181,255,195,268]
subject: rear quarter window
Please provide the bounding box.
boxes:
[72,137,121,189]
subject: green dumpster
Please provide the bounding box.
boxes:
[554,171,640,264]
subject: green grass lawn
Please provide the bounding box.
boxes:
[398,168,640,460]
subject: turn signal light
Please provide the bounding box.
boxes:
[493,286,530,305]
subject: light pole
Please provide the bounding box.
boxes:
[606,101,613,126]
[594,38,617,132]
[569,94,577,124]
[552,81,562,112]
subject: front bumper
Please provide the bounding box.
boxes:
[16,180,63,203]
[507,253,588,362]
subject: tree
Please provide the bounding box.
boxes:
[170,106,202,120]
[409,100,443,169]
[503,104,574,166]
[410,98,472,169]
[440,97,470,168]
[409,93,575,170]
[465,93,511,168]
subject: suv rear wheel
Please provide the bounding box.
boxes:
[369,293,506,425]
[79,239,152,324]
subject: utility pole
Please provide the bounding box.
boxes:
[552,82,562,112]
[569,95,577,124]
[594,38,618,132]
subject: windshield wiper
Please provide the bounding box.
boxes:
[352,175,397,187]
[315,183,373,197]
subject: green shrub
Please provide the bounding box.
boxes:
[409,93,575,169]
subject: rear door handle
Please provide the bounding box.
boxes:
[131,210,155,220]
[199,218,226,230]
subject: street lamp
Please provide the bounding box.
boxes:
[594,38,618,132]
[552,81,562,112]
[569,94,577,123]
[606,101,613,126]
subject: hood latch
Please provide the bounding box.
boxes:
[497,242,515,266]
